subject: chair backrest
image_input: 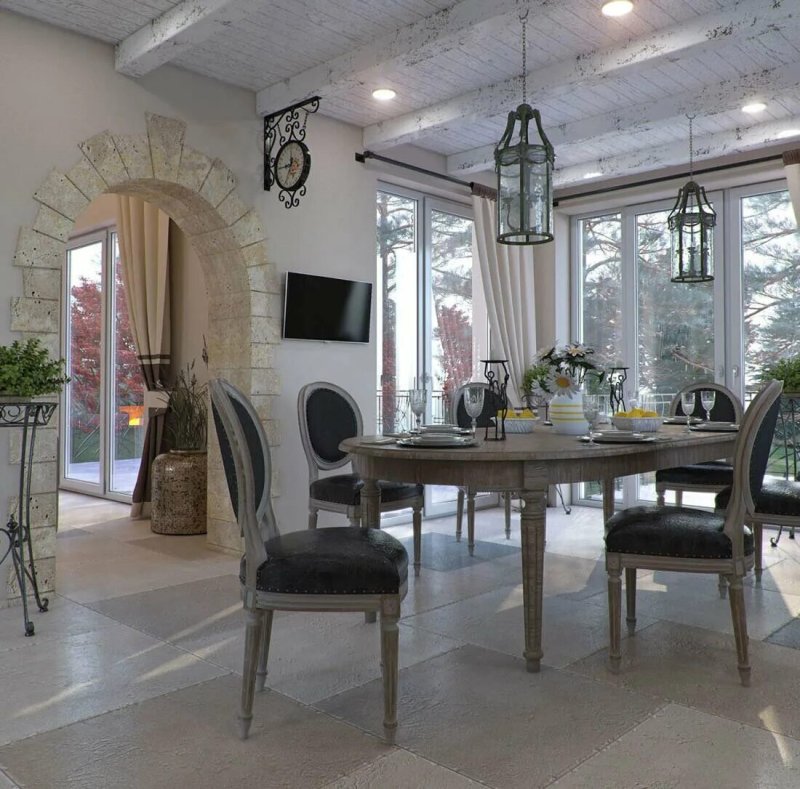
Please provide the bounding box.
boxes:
[723,379,782,560]
[209,379,278,584]
[452,382,502,429]
[297,381,363,479]
[670,382,743,423]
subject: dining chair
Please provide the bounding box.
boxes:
[655,382,744,507]
[210,379,408,742]
[604,379,782,685]
[298,381,424,574]
[452,382,512,554]
[715,474,800,584]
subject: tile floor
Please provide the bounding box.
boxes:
[2,495,800,787]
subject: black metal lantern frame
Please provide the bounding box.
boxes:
[608,367,629,414]
[494,11,554,246]
[482,359,509,440]
[668,115,716,283]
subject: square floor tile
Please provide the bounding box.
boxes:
[403,530,519,572]
[766,617,800,649]
[319,644,661,788]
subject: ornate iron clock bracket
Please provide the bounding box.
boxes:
[263,96,320,209]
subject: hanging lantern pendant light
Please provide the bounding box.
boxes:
[495,10,555,245]
[668,115,716,283]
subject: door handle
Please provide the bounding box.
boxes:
[732,365,740,378]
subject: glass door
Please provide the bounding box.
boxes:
[62,229,145,501]
[376,185,487,517]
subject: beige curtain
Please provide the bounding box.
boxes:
[783,149,800,227]
[472,193,537,407]
[116,195,171,518]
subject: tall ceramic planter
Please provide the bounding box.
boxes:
[549,390,589,435]
[151,450,207,534]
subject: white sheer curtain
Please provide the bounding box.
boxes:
[116,195,171,518]
[783,149,800,226]
[472,194,537,407]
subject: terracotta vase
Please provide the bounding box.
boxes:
[151,450,207,535]
[549,390,589,435]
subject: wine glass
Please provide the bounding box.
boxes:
[463,384,485,437]
[700,389,716,421]
[583,395,599,443]
[409,388,426,430]
[680,391,696,432]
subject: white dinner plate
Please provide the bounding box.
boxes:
[397,435,477,448]
[690,422,739,432]
[580,432,655,444]
[663,416,702,425]
[417,424,470,434]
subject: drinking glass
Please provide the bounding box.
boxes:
[680,391,696,432]
[700,389,716,421]
[464,384,485,436]
[583,395,599,443]
[409,389,426,429]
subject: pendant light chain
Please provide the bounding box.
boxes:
[687,113,695,178]
[520,9,528,104]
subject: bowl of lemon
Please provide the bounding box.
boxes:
[611,408,662,433]
[503,408,537,433]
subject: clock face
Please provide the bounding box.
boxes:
[274,140,310,191]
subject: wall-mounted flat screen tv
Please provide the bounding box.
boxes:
[282,271,372,343]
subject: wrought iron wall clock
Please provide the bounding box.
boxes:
[263,96,320,209]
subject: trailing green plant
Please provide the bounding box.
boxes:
[166,362,207,451]
[0,338,69,397]
[761,356,800,393]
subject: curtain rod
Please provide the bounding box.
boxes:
[554,153,786,205]
[355,150,495,196]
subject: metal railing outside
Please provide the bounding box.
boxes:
[376,389,450,434]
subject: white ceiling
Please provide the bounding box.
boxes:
[4,0,800,188]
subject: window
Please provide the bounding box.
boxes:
[376,184,488,515]
[573,180,800,507]
[62,229,145,500]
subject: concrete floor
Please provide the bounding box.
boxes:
[1,495,800,787]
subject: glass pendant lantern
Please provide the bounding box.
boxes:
[495,11,554,245]
[668,115,716,283]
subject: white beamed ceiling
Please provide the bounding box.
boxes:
[4,0,800,188]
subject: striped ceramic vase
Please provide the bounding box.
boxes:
[549,390,589,435]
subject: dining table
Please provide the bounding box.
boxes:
[341,423,738,672]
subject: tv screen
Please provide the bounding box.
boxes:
[282,271,372,343]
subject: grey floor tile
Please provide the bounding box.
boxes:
[0,675,387,789]
[767,617,800,649]
[0,768,19,789]
[551,703,800,788]
[318,644,661,789]
[402,530,519,572]
[0,622,226,746]
[568,620,800,739]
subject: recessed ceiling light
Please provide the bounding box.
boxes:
[372,88,396,101]
[777,128,800,139]
[742,101,766,114]
[602,1,634,17]
[583,171,603,179]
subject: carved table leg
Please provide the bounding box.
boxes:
[519,468,548,672]
[602,478,616,530]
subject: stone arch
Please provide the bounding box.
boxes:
[8,112,279,599]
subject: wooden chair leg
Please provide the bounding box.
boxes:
[308,507,318,529]
[467,490,476,556]
[456,488,464,542]
[718,573,728,599]
[753,521,763,584]
[675,490,683,507]
[239,607,263,739]
[625,567,637,634]
[727,575,751,686]
[656,486,665,506]
[607,563,622,673]
[380,598,401,743]
[412,502,422,577]
[255,610,273,692]
[504,492,512,539]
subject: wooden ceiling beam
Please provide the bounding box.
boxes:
[364,0,794,151]
[115,0,251,77]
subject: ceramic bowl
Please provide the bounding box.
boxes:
[611,416,662,433]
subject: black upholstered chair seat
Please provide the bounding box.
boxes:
[606,505,754,559]
[655,460,733,487]
[716,477,800,517]
[310,474,423,506]
[241,527,408,594]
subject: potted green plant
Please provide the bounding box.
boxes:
[0,338,69,399]
[151,362,208,535]
[761,356,800,394]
